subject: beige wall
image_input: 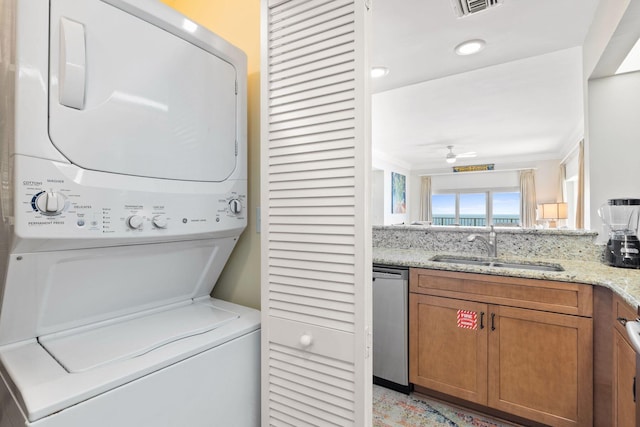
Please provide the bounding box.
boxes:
[162,0,261,309]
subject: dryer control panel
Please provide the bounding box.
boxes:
[15,156,247,249]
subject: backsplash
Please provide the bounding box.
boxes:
[373,225,602,262]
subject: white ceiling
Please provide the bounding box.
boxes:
[371,0,602,171]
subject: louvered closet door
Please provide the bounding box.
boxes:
[261,0,372,425]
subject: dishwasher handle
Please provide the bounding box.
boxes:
[372,271,405,280]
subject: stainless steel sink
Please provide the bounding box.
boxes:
[489,262,564,272]
[431,257,491,266]
[430,255,564,272]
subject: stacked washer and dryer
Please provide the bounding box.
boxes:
[0,0,260,426]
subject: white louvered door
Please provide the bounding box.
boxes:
[261,0,372,425]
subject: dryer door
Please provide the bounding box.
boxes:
[48,0,238,182]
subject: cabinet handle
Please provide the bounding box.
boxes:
[634,376,637,403]
[299,334,313,348]
[479,312,485,330]
[491,313,496,331]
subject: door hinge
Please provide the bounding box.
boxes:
[235,80,238,95]
[235,140,238,156]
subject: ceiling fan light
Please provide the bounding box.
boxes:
[446,156,456,164]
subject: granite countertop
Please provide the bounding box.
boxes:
[373,246,640,311]
[375,224,598,237]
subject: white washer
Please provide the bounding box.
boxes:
[0,1,259,426]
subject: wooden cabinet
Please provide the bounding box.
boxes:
[410,294,488,403]
[487,305,592,425]
[613,295,638,427]
[410,268,593,427]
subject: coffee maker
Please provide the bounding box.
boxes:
[598,198,640,268]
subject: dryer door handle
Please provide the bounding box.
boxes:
[59,17,86,110]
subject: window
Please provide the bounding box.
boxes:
[492,192,520,226]
[432,190,520,226]
[459,192,487,226]
[432,194,456,225]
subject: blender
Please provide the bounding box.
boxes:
[598,198,640,268]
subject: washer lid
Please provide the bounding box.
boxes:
[39,301,239,373]
[48,0,239,182]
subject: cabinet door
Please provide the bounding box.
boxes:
[410,294,488,404]
[614,328,637,427]
[488,306,593,427]
[613,294,638,427]
[261,0,372,425]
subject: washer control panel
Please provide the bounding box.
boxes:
[17,164,246,240]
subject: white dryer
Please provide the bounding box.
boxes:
[0,1,259,426]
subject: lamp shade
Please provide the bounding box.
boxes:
[541,202,568,220]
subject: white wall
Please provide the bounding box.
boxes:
[430,169,519,193]
[372,153,410,225]
[581,0,634,229]
[409,159,562,224]
[371,169,384,225]
[534,159,563,204]
[582,0,632,78]
[588,71,640,238]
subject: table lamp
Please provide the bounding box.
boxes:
[540,202,568,228]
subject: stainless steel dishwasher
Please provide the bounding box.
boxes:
[372,264,411,394]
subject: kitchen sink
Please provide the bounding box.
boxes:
[430,257,491,266]
[489,262,564,272]
[430,255,564,272]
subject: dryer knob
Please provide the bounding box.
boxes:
[152,215,168,229]
[35,191,64,215]
[229,199,242,215]
[127,215,144,230]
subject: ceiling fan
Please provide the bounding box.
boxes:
[445,145,477,164]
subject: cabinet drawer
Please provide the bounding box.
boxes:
[410,268,592,317]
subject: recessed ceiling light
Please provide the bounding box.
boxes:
[371,66,389,78]
[454,39,486,56]
[615,37,640,75]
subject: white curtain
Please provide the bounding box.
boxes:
[559,163,566,202]
[519,169,537,228]
[419,176,432,222]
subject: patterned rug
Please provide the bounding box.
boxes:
[373,385,520,427]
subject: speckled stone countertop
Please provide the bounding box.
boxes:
[373,226,640,311]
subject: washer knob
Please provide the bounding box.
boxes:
[35,191,65,216]
[229,199,242,215]
[152,215,168,229]
[127,215,144,230]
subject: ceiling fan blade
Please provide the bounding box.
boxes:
[456,151,477,158]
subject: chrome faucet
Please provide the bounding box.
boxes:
[468,225,497,257]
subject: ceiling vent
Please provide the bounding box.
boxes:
[450,0,502,17]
